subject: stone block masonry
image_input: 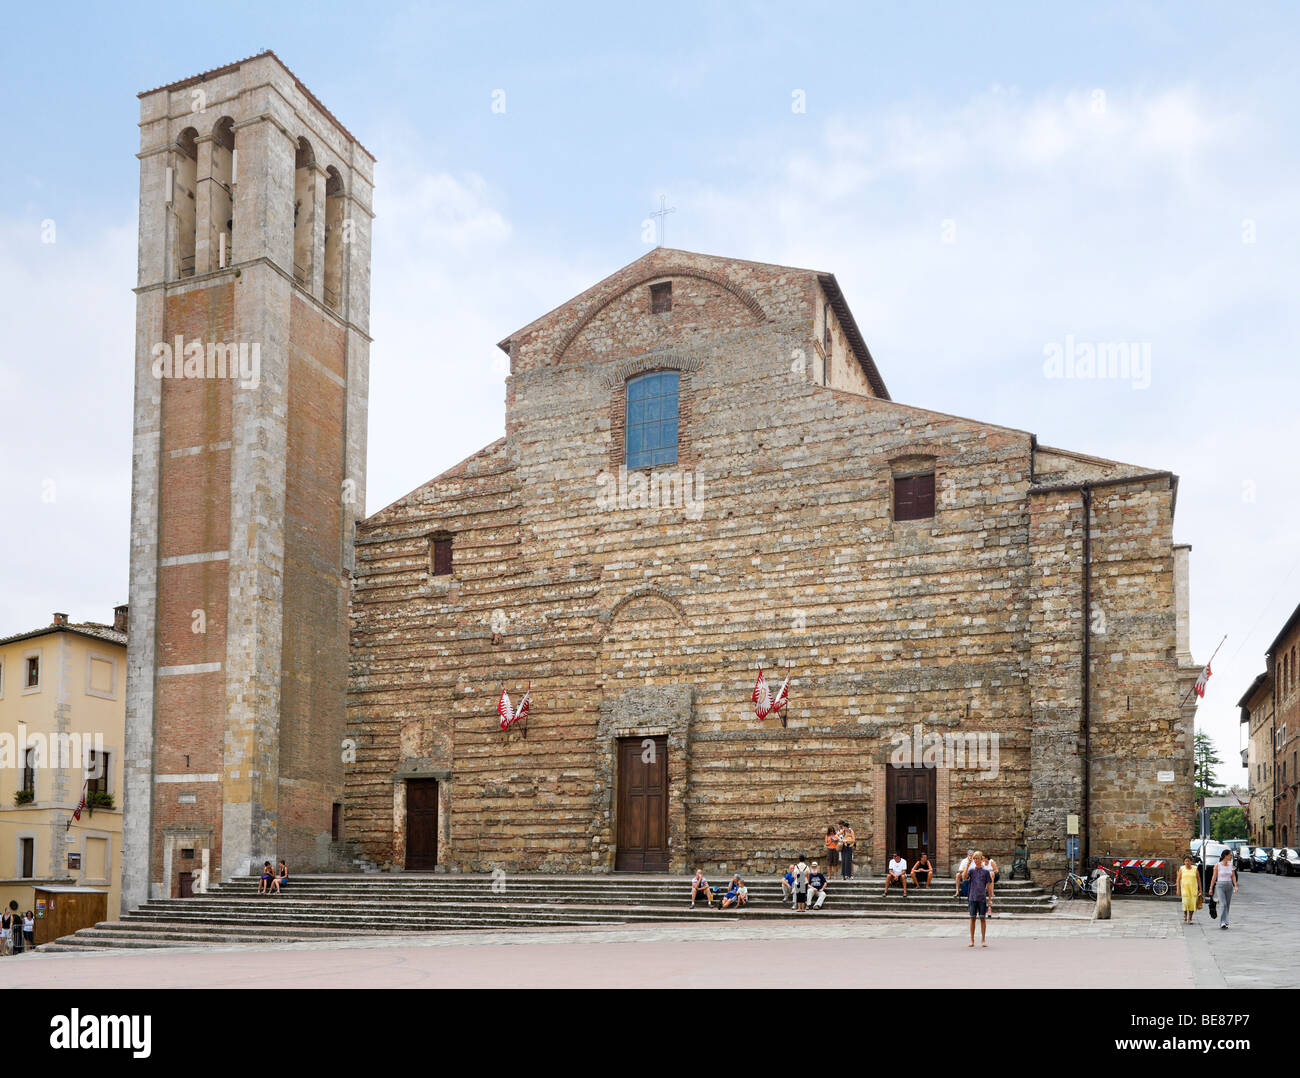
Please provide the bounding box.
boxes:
[346,247,1196,880]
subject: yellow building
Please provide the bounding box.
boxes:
[0,608,127,922]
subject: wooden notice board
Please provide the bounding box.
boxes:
[33,887,108,946]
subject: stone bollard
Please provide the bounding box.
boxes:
[1094,869,1112,920]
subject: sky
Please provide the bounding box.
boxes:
[2,1,1298,785]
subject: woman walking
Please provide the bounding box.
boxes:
[1213,849,1239,929]
[1176,854,1201,925]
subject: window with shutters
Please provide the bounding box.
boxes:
[894,472,936,522]
[21,748,36,797]
[430,535,454,577]
[87,751,110,797]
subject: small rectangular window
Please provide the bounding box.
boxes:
[86,750,110,798]
[823,303,832,356]
[332,802,342,841]
[431,536,453,576]
[181,848,195,860]
[894,473,936,522]
[21,748,36,796]
[26,656,39,688]
[650,281,672,313]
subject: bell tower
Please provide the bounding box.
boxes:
[122,52,374,908]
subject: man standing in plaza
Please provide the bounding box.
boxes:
[963,850,994,947]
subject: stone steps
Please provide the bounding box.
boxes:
[45,873,1052,951]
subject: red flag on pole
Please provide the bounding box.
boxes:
[71,780,87,823]
[1194,660,1212,698]
[498,685,531,731]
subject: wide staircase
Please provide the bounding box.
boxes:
[42,873,1055,951]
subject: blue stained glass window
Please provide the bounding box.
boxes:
[625,370,679,468]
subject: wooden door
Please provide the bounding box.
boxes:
[405,779,439,870]
[615,736,669,871]
[178,872,193,898]
[886,766,936,861]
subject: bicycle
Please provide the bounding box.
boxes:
[1051,870,1095,901]
[1122,861,1170,897]
[1096,863,1138,895]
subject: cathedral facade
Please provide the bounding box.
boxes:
[343,246,1199,879]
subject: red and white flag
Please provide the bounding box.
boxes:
[770,672,791,713]
[498,685,531,731]
[752,668,791,720]
[71,781,87,822]
[1194,660,1212,698]
[752,667,772,720]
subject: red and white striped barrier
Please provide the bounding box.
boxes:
[1110,859,1166,868]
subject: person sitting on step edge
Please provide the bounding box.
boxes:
[690,868,713,908]
[808,862,828,909]
[883,852,909,897]
[910,852,934,888]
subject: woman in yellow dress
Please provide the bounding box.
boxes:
[1176,855,1201,924]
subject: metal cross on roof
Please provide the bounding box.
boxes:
[650,194,676,247]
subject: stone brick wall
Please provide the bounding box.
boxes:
[346,248,1194,879]
[1273,618,1300,846]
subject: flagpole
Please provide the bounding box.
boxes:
[1180,633,1227,709]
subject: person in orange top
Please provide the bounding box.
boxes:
[825,826,841,879]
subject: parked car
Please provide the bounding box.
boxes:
[1275,848,1300,876]
[1189,839,1228,865]
[1251,846,1274,872]
[1235,844,1254,871]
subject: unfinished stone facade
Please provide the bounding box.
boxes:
[122,52,372,909]
[346,247,1197,879]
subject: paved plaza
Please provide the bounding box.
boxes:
[2,872,1293,989]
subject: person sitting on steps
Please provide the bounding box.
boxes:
[884,852,909,897]
[910,852,933,888]
[690,868,713,908]
[808,863,828,909]
[269,859,288,895]
[718,875,747,910]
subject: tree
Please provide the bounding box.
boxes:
[1211,806,1247,841]
[1194,731,1224,805]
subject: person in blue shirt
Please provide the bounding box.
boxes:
[781,864,796,905]
[961,850,994,947]
[718,874,746,910]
